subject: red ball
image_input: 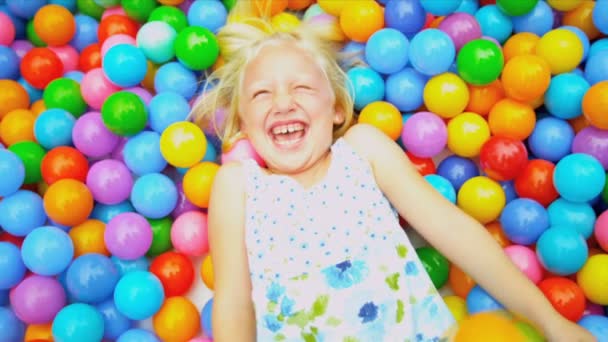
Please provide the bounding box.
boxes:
[20,47,63,89]
[78,43,101,72]
[97,15,139,45]
[479,136,528,181]
[0,231,23,248]
[149,251,195,297]
[538,277,585,322]
[514,159,559,207]
[41,146,89,185]
[405,151,436,176]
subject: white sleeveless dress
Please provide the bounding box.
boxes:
[242,137,455,342]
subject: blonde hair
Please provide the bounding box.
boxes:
[189,1,356,151]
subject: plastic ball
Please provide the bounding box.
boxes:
[160,121,207,168]
[365,28,409,75]
[97,14,138,44]
[416,246,449,289]
[499,198,549,245]
[0,190,47,237]
[0,242,26,289]
[455,311,524,342]
[405,151,436,176]
[572,126,608,170]
[123,131,167,176]
[21,226,73,276]
[501,54,551,103]
[0,80,30,119]
[511,1,553,37]
[554,153,606,203]
[448,263,475,299]
[153,296,200,342]
[100,33,136,58]
[582,81,608,130]
[117,328,161,342]
[40,146,88,185]
[409,29,455,76]
[438,12,481,52]
[0,12,16,45]
[171,211,209,257]
[148,5,188,33]
[592,0,608,34]
[131,173,178,219]
[436,155,479,192]
[584,49,608,86]
[1,108,35,146]
[536,28,584,75]
[201,298,213,338]
[383,0,425,35]
[43,179,94,227]
[24,322,53,342]
[34,108,76,149]
[400,111,447,158]
[102,44,148,88]
[548,198,596,239]
[465,80,505,116]
[479,136,528,181]
[496,0,538,16]
[20,47,64,89]
[457,176,506,224]
[358,101,403,141]
[466,285,505,314]
[43,77,87,118]
[114,271,165,320]
[85,159,132,205]
[339,0,383,43]
[425,174,457,203]
[72,111,120,158]
[488,99,536,140]
[503,32,540,63]
[81,68,120,110]
[52,303,105,342]
[457,38,503,85]
[0,149,25,197]
[528,117,575,162]
[183,162,220,209]
[150,251,194,297]
[174,26,219,71]
[420,0,463,16]
[474,5,513,44]
[346,66,384,110]
[547,0,582,11]
[96,299,133,341]
[537,226,588,276]
[423,72,469,119]
[105,212,153,260]
[101,91,148,137]
[385,68,427,112]
[504,245,543,284]
[71,14,99,52]
[69,219,110,257]
[578,315,608,342]
[544,73,590,120]
[447,112,490,158]
[66,253,120,304]
[10,275,66,324]
[33,4,76,46]
[187,0,227,33]
[514,159,558,207]
[201,254,214,290]
[147,92,189,134]
[147,217,174,257]
[136,21,176,64]
[0,45,19,80]
[538,277,585,322]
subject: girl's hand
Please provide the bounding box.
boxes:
[544,316,596,342]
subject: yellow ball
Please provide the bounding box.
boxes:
[317,0,349,16]
[444,295,468,323]
[455,311,525,342]
[160,121,207,168]
[183,161,220,209]
[153,296,201,342]
[457,176,506,224]
[358,101,403,140]
[547,0,582,11]
[0,108,36,146]
[69,219,109,257]
[271,12,300,32]
[577,254,608,305]
[201,254,214,290]
[535,28,584,74]
[447,112,490,157]
[424,73,470,119]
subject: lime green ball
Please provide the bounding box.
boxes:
[8,141,46,185]
[602,173,608,204]
[515,321,545,342]
[174,26,220,71]
[95,0,121,8]
[43,78,87,118]
[26,20,46,47]
[146,216,173,257]
[496,0,538,16]
[149,5,189,33]
[457,39,504,86]
[101,91,148,137]
[122,0,158,22]
[77,0,105,20]
[223,0,237,11]
[416,246,450,289]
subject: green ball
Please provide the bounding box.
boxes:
[416,246,449,289]
[8,141,46,185]
[26,20,46,47]
[43,78,87,118]
[96,0,121,8]
[515,321,545,342]
[77,0,105,20]
[101,91,148,137]
[174,26,220,71]
[122,0,157,22]
[223,0,237,11]
[149,6,188,33]
[496,0,538,16]
[602,173,608,204]
[146,216,173,257]
[457,39,504,86]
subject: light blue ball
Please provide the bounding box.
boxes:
[21,226,74,276]
[91,200,135,224]
[96,299,133,340]
[201,297,213,339]
[365,28,409,74]
[346,66,384,111]
[455,0,478,15]
[0,149,25,197]
[544,73,590,120]
[475,5,513,44]
[123,131,167,176]
[528,117,575,162]
[130,173,178,219]
[154,62,198,100]
[114,271,164,320]
[136,21,177,64]
[187,0,227,33]
[584,49,608,85]
[103,44,148,88]
[536,226,588,276]
[500,198,549,245]
[70,14,99,52]
[34,108,76,149]
[117,329,161,342]
[0,190,47,237]
[466,285,504,314]
[578,315,608,342]
[66,253,120,304]
[385,67,427,112]
[111,256,150,276]
[589,38,608,59]
[52,303,105,342]
[424,174,456,203]
[592,0,608,35]
[420,0,463,16]
[553,153,606,203]
[0,242,26,290]
[548,198,596,239]
[408,29,455,76]
[148,92,191,133]
[49,0,77,12]
[64,70,85,83]
[0,307,25,342]
[18,77,43,102]
[511,0,553,36]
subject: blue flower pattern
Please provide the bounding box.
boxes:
[243,138,455,341]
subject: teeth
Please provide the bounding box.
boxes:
[272,123,304,135]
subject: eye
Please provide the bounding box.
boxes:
[252,89,269,98]
[295,85,313,91]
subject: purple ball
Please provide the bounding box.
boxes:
[126,87,153,106]
[10,40,33,60]
[171,181,199,219]
[105,213,153,260]
[10,275,66,324]
[87,159,134,205]
[572,126,608,170]
[111,138,128,164]
[401,111,448,158]
[72,112,121,158]
[438,13,482,51]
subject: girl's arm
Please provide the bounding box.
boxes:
[208,162,256,342]
[344,124,593,340]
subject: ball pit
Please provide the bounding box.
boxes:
[0,0,607,341]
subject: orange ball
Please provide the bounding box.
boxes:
[69,219,110,257]
[0,109,36,146]
[488,98,536,141]
[24,323,53,342]
[449,263,476,299]
[43,179,94,227]
[0,80,29,120]
[466,80,505,116]
[455,311,525,342]
[142,60,160,94]
[288,0,314,10]
[33,4,76,46]
[183,162,220,208]
[153,296,201,342]
[253,0,288,17]
[358,101,403,140]
[339,0,384,43]
[501,55,551,103]
[486,221,512,248]
[503,32,540,63]
[562,0,601,40]
[569,115,590,133]
[201,254,214,290]
[30,99,46,117]
[157,0,184,5]
[97,15,139,45]
[582,81,608,130]
[317,0,349,16]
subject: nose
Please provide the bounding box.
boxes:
[272,91,295,114]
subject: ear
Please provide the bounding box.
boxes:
[333,106,345,125]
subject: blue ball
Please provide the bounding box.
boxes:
[475,5,513,44]
[585,49,608,86]
[52,303,105,342]
[18,77,43,102]
[117,329,161,342]
[548,198,596,239]
[148,92,191,133]
[0,149,25,197]
[544,73,590,120]
[578,315,608,342]
[365,28,409,74]
[34,108,76,149]
[64,70,84,83]
[528,117,575,162]
[187,0,227,33]
[103,44,148,88]
[536,226,588,276]
[455,0,478,15]
[66,253,120,304]
[0,6,25,39]
[466,285,504,314]
[592,0,608,35]
[131,173,178,219]
[589,38,608,60]
[0,289,8,306]
[500,198,549,245]
[70,14,99,52]
[408,29,455,76]
[385,67,428,112]
[554,153,606,203]
[111,256,150,276]
[0,242,26,290]
[49,0,77,12]
[201,297,213,339]
[154,62,198,100]
[340,40,366,68]
[114,271,164,320]
[563,26,590,62]
[6,0,45,18]
[203,141,217,162]
[424,174,456,203]
[0,190,47,237]
[0,307,25,342]
[384,0,426,35]
[346,66,384,111]
[500,180,518,204]
[511,1,553,36]
[0,46,19,80]
[420,0,463,16]
[436,155,479,192]
[123,131,168,176]
[21,226,74,276]
[91,200,135,224]
[96,299,133,340]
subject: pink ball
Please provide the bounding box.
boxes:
[221,138,266,167]
[102,6,127,19]
[105,212,153,260]
[10,275,66,324]
[438,13,482,51]
[81,68,121,109]
[401,111,447,158]
[189,338,213,342]
[101,33,136,57]
[49,45,79,73]
[72,111,121,158]
[0,13,15,46]
[171,211,209,257]
[594,210,608,252]
[504,245,543,284]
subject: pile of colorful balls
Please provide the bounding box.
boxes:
[0,0,608,341]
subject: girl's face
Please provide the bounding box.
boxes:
[238,40,344,176]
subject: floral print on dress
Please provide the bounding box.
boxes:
[243,138,455,341]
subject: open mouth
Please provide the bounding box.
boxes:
[269,122,307,149]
